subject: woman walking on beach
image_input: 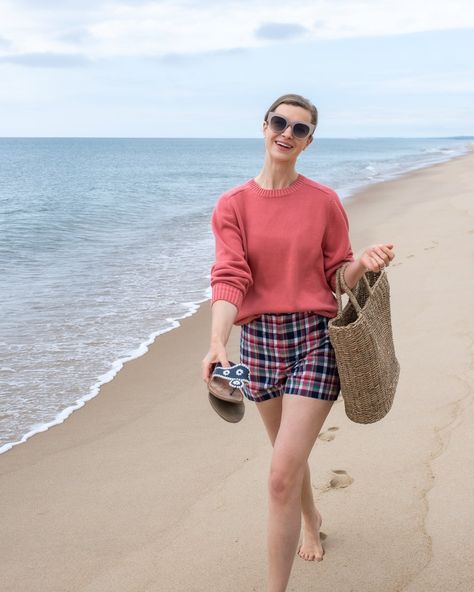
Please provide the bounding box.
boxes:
[202,93,395,592]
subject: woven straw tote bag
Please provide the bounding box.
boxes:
[328,262,400,424]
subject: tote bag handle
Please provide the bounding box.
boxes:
[335,263,386,314]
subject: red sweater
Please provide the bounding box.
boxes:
[210,173,355,326]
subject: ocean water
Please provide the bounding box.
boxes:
[0,137,471,453]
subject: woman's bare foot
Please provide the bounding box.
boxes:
[297,509,325,561]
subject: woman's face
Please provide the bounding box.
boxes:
[262,103,314,163]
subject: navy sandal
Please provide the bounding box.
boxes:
[207,361,250,423]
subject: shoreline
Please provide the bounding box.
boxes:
[2,142,472,456]
[0,297,210,455]
[1,149,473,590]
[336,140,473,200]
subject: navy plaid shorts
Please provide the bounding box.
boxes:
[239,311,340,403]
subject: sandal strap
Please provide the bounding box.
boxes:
[211,363,250,384]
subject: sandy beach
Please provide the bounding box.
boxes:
[1,150,473,591]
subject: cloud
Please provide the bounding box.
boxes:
[1,0,474,61]
[15,0,101,7]
[0,52,90,67]
[255,22,308,40]
[158,47,248,65]
[0,37,12,49]
[57,28,93,45]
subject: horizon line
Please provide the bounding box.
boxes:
[1,135,473,140]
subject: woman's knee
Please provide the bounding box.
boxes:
[268,461,305,504]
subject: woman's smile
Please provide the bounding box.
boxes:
[275,140,293,151]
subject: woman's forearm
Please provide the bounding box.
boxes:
[210,300,238,346]
[342,259,367,290]
[210,261,367,345]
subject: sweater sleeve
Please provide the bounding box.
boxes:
[210,195,253,310]
[323,193,355,293]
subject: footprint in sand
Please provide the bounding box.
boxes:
[406,254,415,258]
[318,426,340,442]
[329,470,354,489]
[424,240,439,251]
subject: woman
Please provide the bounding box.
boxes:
[201,93,395,592]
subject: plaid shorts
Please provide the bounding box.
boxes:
[239,311,340,403]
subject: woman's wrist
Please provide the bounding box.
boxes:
[210,334,226,346]
[343,259,367,289]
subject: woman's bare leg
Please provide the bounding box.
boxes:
[255,396,282,446]
[256,398,327,564]
[298,463,324,561]
[258,395,334,592]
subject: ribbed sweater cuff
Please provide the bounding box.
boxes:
[211,283,244,309]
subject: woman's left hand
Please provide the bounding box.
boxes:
[359,243,395,272]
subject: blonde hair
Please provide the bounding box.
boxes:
[263,93,318,133]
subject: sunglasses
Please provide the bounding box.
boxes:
[267,111,315,139]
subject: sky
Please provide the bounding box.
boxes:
[0,0,473,137]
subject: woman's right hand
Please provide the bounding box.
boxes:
[201,340,231,384]
[202,300,238,384]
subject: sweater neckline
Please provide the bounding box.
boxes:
[247,173,305,197]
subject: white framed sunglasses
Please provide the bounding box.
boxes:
[267,111,316,139]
